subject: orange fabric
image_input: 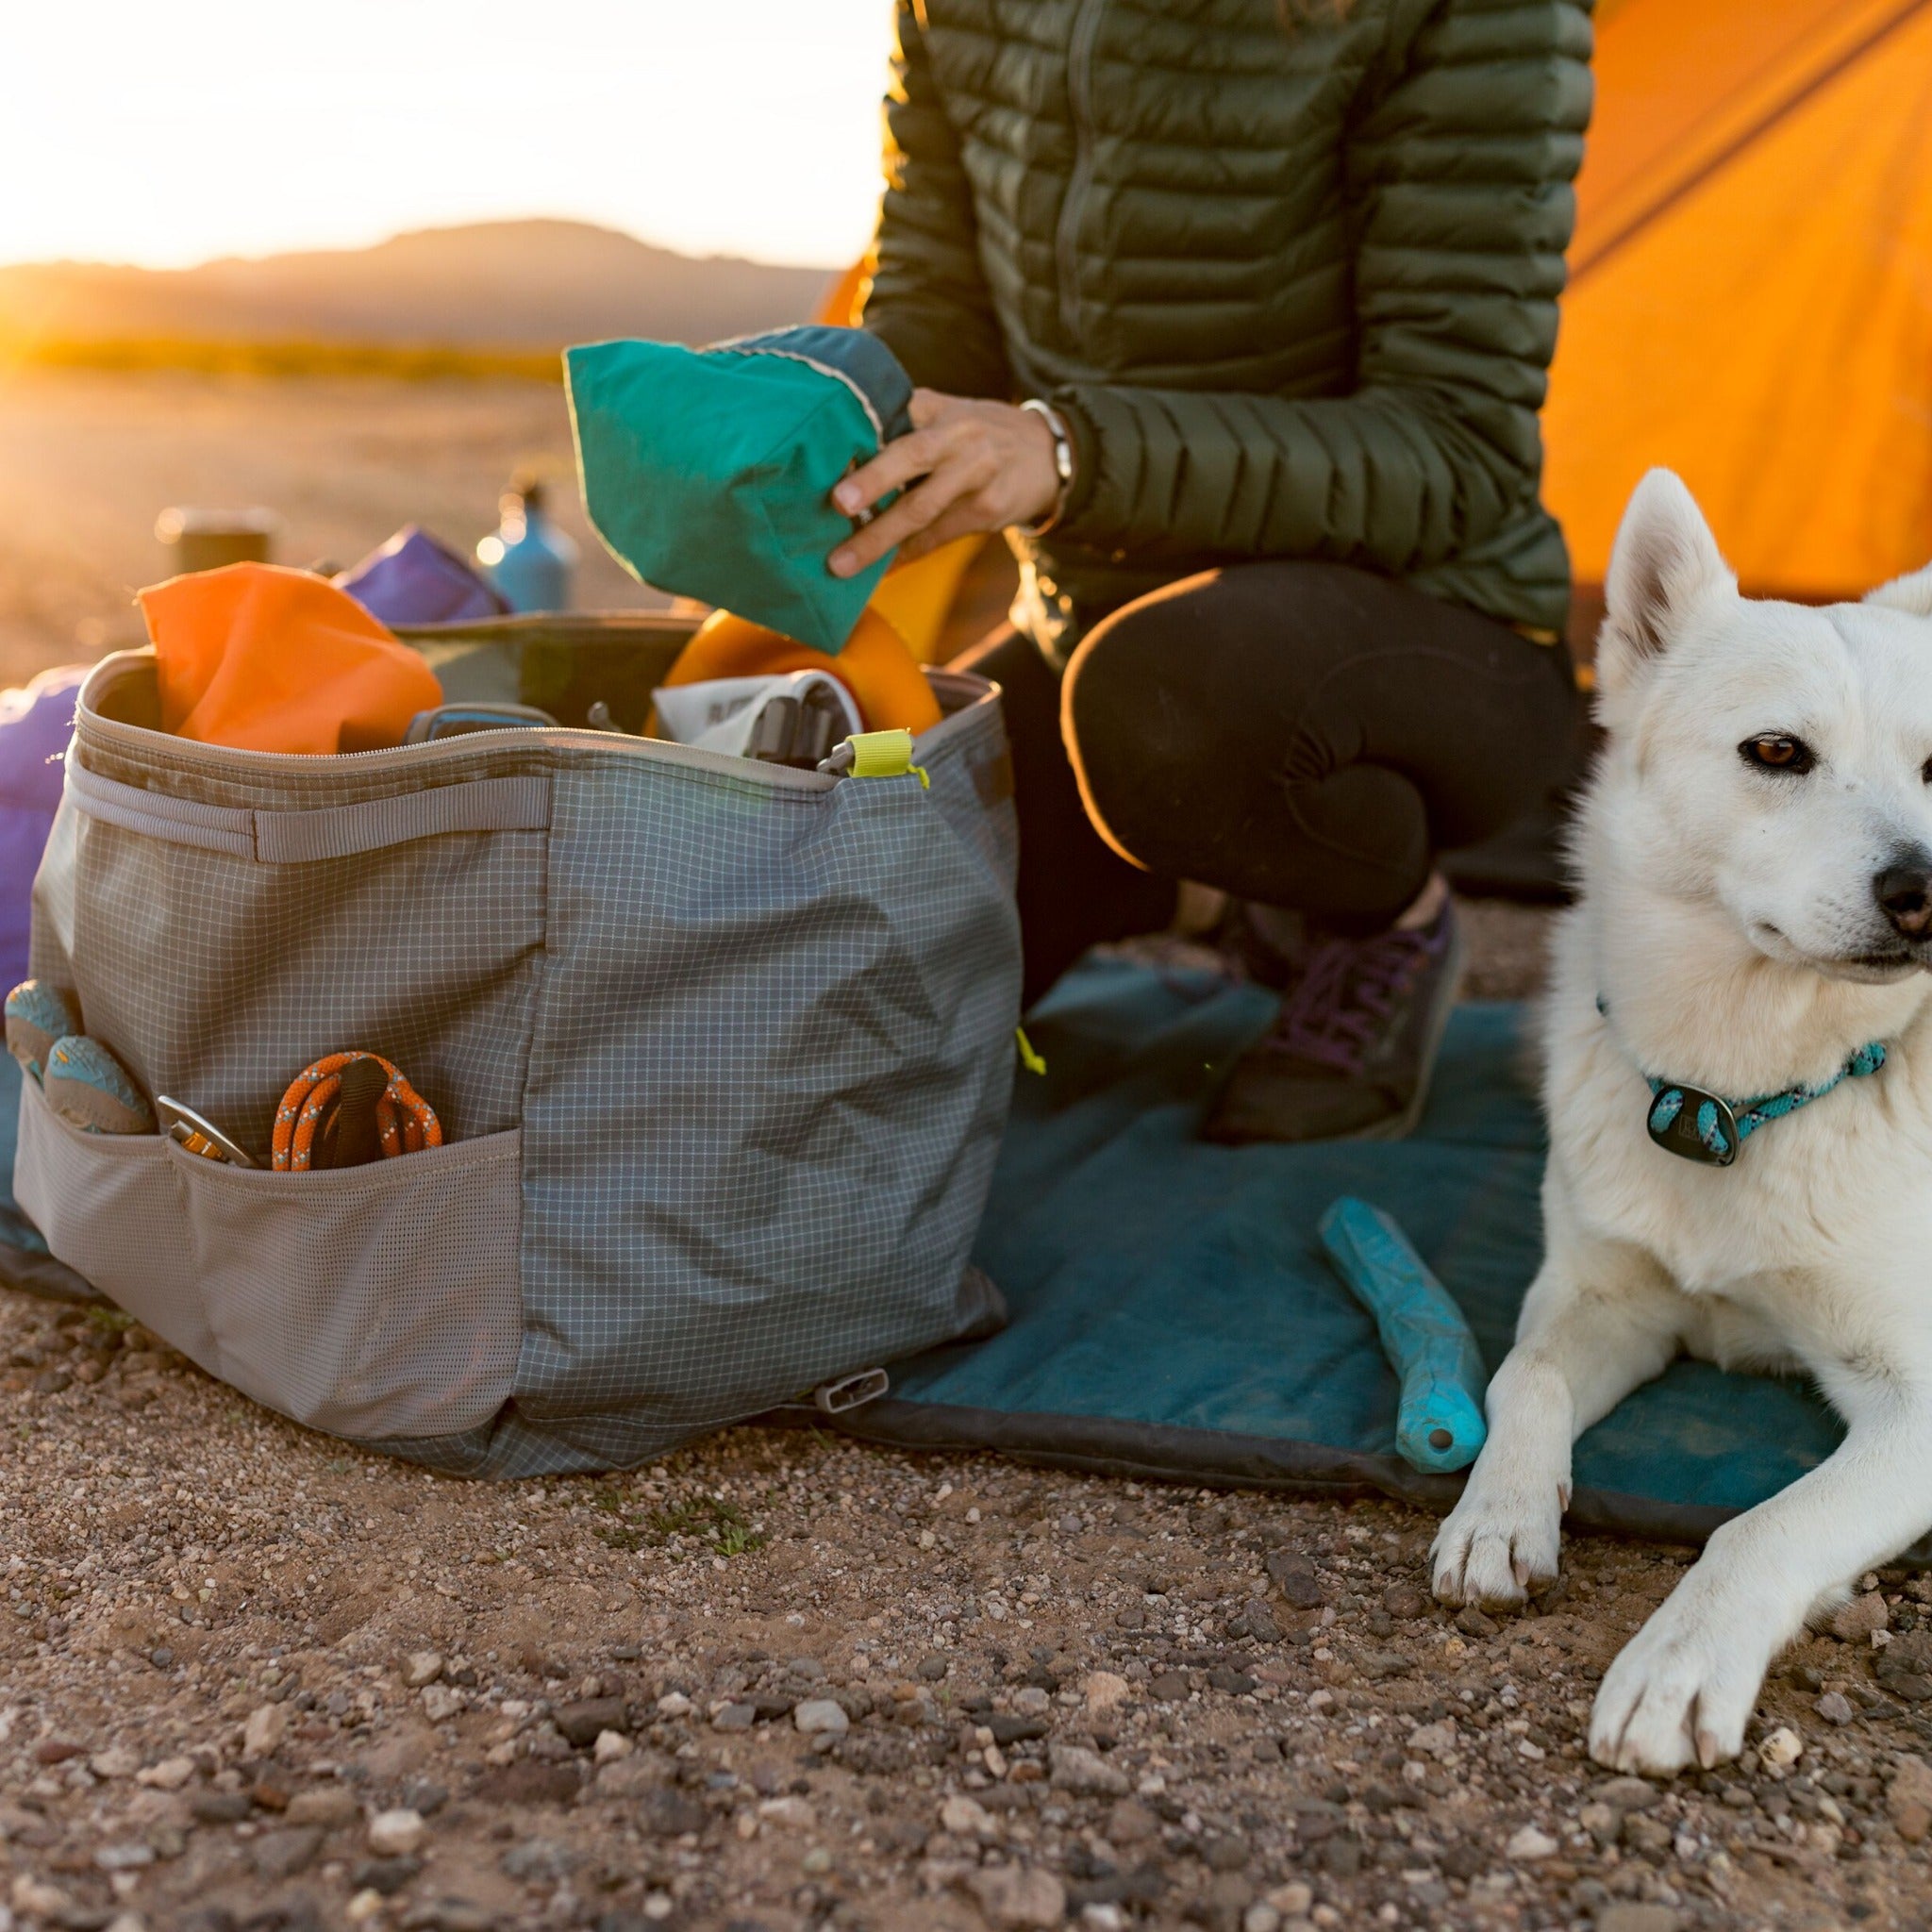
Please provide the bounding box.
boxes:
[661,606,943,736]
[1544,0,1932,595]
[139,562,443,754]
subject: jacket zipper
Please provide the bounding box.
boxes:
[1055,0,1108,345]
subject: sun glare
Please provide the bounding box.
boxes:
[0,0,891,272]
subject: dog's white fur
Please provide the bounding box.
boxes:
[1430,470,1932,1775]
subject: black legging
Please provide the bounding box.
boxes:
[959,561,1580,1008]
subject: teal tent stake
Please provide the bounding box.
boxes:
[1317,1196,1488,1474]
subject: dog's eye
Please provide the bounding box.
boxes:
[1740,735,1814,774]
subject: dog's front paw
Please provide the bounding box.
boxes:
[1430,1474,1564,1610]
[1590,1591,1765,1774]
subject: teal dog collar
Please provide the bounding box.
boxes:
[1598,1000,1888,1168]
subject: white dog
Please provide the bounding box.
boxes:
[1430,469,1932,1776]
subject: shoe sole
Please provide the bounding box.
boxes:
[1329,916,1469,1144]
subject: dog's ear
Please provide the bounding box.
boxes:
[1598,469,1735,693]
[1865,562,1932,621]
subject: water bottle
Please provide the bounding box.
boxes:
[476,475,577,613]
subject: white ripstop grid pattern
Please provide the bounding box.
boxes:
[39,690,1020,1478]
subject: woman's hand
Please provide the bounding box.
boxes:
[827,390,1060,577]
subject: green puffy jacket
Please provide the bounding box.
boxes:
[861,0,1593,655]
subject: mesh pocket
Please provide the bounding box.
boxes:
[15,1079,523,1441]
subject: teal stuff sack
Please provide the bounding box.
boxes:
[566,325,914,655]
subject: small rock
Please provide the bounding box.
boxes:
[367,1808,426,1857]
[1049,1742,1129,1797]
[190,1791,254,1825]
[1504,1824,1558,1861]
[966,1862,1067,1930]
[1266,1551,1324,1609]
[286,1786,361,1829]
[639,1789,708,1837]
[1108,1799,1160,1844]
[1149,1671,1191,1703]
[501,1837,578,1882]
[1382,1582,1427,1619]
[242,1703,288,1760]
[421,1683,465,1724]
[758,1795,817,1831]
[1264,1883,1313,1917]
[554,1696,627,1748]
[593,1729,633,1763]
[917,1656,950,1682]
[595,1756,660,1799]
[251,1824,324,1881]
[90,1745,141,1779]
[92,1840,155,1873]
[941,1794,997,1839]
[711,1702,756,1732]
[792,1697,849,1737]
[402,1651,444,1688]
[1816,1690,1856,1725]
[1229,1598,1282,1643]
[349,1857,423,1898]
[1758,1725,1803,1769]
[135,1756,196,1790]
[1894,1798,1932,1844]
[1204,1832,1251,1872]
[32,1737,84,1765]
[400,1778,449,1818]
[655,1691,693,1718]
[1887,1753,1932,1841]
[1455,1606,1497,1639]
[1407,1719,1457,1760]
[1596,1775,1662,1814]
[1831,1593,1889,1643]
[1876,1632,1932,1701]
[1595,1907,1684,1932]
[1083,1671,1130,1715]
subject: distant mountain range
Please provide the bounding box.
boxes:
[0,220,839,357]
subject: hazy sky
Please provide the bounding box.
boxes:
[1,0,895,271]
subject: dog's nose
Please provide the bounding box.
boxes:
[1874,856,1932,938]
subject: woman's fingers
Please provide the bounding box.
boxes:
[830,458,979,576]
[897,496,1000,563]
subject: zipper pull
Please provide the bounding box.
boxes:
[819,729,929,788]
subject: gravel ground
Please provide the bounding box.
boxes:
[8,901,1932,1932]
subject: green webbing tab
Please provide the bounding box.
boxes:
[1016,1026,1047,1076]
[847,729,929,788]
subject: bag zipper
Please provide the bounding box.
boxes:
[1056,0,1108,344]
[73,652,998,796]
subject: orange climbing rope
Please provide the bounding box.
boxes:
[272,1052,442,1172]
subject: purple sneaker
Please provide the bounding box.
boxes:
[1202,902,1465,1144]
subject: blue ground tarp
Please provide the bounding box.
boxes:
[0,958,1853,1537]
[827,958,1849,1544]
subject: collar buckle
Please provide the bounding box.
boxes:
[1646,1084,1740,1167]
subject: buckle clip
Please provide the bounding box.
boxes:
[812,1367,891,1416]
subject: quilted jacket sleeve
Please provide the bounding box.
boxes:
[860,0,1015,400]
[1051,0,1593,576]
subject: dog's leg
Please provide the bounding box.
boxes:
[1432,1241,1680,1609]
[1591,1374,1932,1775]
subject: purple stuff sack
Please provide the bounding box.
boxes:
[0,666,85,992]
[335,525,508,627]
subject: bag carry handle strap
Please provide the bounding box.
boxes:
[64,756,551,862]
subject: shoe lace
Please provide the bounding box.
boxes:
[1270,924,1438,1075]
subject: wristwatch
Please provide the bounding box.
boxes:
[1017,398,1075,537]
